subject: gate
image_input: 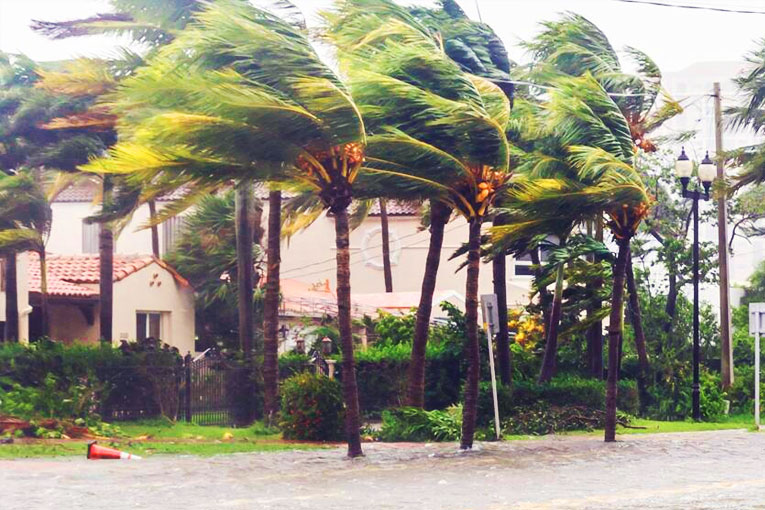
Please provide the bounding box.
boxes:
[183,350,253,426]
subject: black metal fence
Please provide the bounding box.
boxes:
[101,350,254,426]
[183,351,253,426]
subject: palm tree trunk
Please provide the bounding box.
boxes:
[235,181,255,358]
[334,205,363,458]
[148,200,160,257]
[99,226,114,344]
[379,198,393,293]
[626,251,650,408]
[587,219,604,378]
[263,190,281,420]
[406,201,449,408]
[538,264,564,384]
[4,253,19,342]
[492,219,511,385]
[460,217,482,450]
[39,250,49,338]
[605,237,630,442]
[99,177,114,344]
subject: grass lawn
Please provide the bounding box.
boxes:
[0,419,331,459]
[503,414,757,440]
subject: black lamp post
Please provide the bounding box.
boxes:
[675,147,716,421]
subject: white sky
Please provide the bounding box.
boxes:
[2,0,765,73]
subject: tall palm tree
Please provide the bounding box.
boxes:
[324,0,511,448]
[84,0,373,457]
[0,52,112,340]
[512,14,680,380]
[0,173,53,337]
[410,0,516,388]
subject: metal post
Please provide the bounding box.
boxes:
[692,196,701,421]
[485,301,501,440]
[184,352,192,423]
[756,330,760,429]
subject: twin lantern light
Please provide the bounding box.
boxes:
[675,147,717,198]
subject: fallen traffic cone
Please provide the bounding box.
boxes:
[87,441,141,460]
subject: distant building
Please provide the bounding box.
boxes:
[26,253,195,353]
[48,183,537,315]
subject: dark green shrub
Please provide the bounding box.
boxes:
[647,369,727,421]
[511,375,640,414]
[378,405,461,442]
[278,353,312,380]
[280,373,344,441]
[0,339,183,421]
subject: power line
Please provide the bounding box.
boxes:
[280,219,444,276]
[611,0,765,14]
[283,223,465,280]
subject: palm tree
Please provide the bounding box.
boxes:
[324,0,511,448]
[728,41,765,188]
[510,14,680,381]
[410,0,516,388]
[0,173,53,337]
[84,0,373,457]
[0,52,113,340]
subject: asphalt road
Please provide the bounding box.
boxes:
[2,429,765,509]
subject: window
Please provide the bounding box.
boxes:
[162,216,186,255]
[513,244,552,277]
[136,312,162,341]
[513,252,535,277]
[82,221,101,254]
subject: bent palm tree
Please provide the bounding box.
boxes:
[324,0,511,447]
[84,0,370,457]
[0,173,53,337]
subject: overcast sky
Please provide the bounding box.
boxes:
[2,0,765,75]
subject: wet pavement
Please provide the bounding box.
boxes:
[3,429,765,509]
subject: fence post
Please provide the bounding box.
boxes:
[184,352,192,423]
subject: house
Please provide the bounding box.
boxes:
[26,253,195,353]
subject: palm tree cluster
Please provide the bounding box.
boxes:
[2,0,687,451]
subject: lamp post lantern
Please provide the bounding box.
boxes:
[675,147,716,421]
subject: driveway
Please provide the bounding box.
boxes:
[2,429,764,509]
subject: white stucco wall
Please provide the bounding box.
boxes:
[48,202,158,255]
[278,212,532,308]
[111,262,196,354]
[0,252,31,341]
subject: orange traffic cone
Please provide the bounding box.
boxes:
[87,442,142,460]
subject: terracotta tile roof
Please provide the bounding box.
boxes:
[369,200,421,216]
[27,253,188,298]
[54,183,188,203]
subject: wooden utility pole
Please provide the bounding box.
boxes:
[713,82,734,388]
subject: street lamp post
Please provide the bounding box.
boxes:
[675,147,716,421]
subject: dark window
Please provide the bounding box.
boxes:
[136,312,162,340]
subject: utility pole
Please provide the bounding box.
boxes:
[713,82,734,389]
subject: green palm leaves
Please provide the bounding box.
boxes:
[324,0,510,219]
[0,173,52,254]
[85,0,365,212]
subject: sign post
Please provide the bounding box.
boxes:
[480,294,501,440]
[749,303,765,429]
